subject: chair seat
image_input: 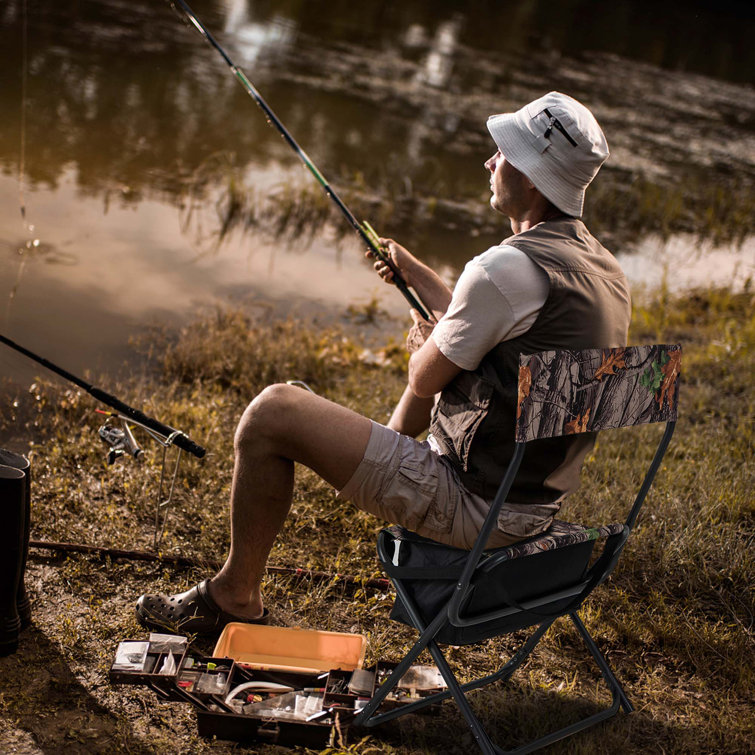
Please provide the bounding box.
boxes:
[487,519,625,563]
[380,519,626,645]
[383,519,625,571]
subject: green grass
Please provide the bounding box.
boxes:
[0,285,752,753]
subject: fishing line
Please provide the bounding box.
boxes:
[7,0,41,326]
[168,0,431,321]
[18,0,28,225]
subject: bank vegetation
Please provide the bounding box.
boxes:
[0,283,752,754]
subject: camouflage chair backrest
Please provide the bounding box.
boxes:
[516,345,682,443]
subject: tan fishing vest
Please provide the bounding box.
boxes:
[429,216,631,509]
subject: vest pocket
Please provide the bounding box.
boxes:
[431,371,494,473]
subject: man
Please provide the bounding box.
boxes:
[136,91,631,634]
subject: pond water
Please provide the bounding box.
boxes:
[1,0,754,387]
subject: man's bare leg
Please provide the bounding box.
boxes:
[387,384,434,438]
[208,383,372,619]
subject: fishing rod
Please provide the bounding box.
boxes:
[0,333,205,459]
[170,0,432,322]
[29,538,392,592]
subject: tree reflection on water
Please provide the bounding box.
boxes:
[0,0,753,379]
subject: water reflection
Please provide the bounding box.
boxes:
[617,234,755,294]
[412,16,463,89]
[0,0,753,385]
[221,0,295,64]
[0,168,394,384]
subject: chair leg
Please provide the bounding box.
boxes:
[354,608,447,726]
[364,619,555,723]
[425,637,498,755]
[570,611,633,713]
[357,631,499,754]
[359,624,560,755]
[357,584,559,753]
[486,612,629,753]
[362,571,630,752]
[360,609,630,753]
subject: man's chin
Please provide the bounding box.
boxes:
[490,196,504,214]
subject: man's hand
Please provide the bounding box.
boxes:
[366,235,450,325]
[366,237,417,288]
[406,308,434,353]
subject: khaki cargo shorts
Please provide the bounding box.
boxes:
[338,421,557,550]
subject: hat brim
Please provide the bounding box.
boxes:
[487,113,585,217]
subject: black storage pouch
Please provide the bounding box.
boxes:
[381,527,595,645]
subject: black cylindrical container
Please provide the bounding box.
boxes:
[0,465,26,656]
[0,449,31,628]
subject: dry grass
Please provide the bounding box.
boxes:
[0,285,752,754]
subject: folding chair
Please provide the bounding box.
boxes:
[354,344,681,753]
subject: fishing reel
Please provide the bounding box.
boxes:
[98,416,145,465]
[95,409,184,549]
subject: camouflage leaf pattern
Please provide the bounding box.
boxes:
[594,349,626,380]
[516,344,681,442]
[485,520,625,562]
[658,348,682,410]
[516,364,532,422]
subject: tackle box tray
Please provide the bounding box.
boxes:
[213,622,367,673]
[109,634,189,695]
[110,628,368,747]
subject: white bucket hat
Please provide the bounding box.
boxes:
[486,92,608,217]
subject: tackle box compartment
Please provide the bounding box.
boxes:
[212,622,367,673]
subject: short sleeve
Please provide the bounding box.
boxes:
[431,245,549,371]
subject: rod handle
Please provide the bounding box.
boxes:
[361,221,432,322]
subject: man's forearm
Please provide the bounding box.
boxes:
[387,385,434,437]
[405,258,453,322]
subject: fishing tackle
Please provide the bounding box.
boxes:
[95,408,184,547]
[98,419,145,465]
[0,333,205,548]
[170,0,432,322]
[0,333,205,458]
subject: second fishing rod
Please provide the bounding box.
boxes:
[170,0,432,322]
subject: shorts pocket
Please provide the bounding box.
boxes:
[377,458,453,535]
[497,504,555,539]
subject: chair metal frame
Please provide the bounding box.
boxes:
[354,345,680,753]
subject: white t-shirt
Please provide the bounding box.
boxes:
[432,245,550,370]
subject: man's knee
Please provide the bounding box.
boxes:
[235,383,300,450]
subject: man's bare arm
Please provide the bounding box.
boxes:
[369,238,461,405]
[399,309,462,398]
[408,335,462,398]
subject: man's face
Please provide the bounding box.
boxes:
[484,150,530,217]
